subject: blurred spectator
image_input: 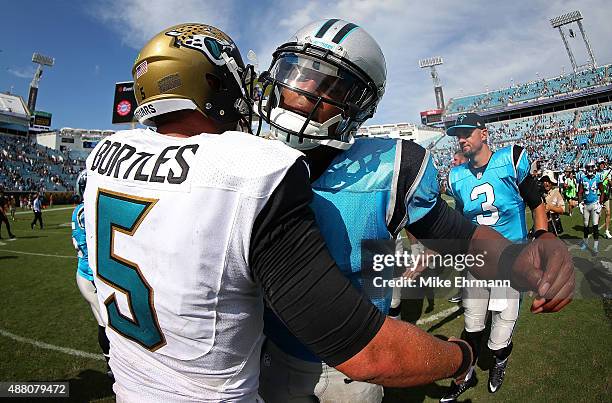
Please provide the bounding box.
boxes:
[0,189,16,239]
[540,171,565,235]
[31,192,43,230]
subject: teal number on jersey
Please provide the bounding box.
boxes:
[96,189,165,351]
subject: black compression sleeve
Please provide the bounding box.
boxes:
[250,158,385,367]
[407,196,477,255]
[519,175,543,210]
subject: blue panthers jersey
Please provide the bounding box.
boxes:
[264,137,439,361]
[71,204,92,281]
[581,173,601,205]
[448,145,530,242]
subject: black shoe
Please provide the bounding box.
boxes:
[9,234,16,239]
[488,358,508,393]
[440,373,477,402]
[388,303,401,319]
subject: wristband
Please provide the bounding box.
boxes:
[533,229,549,239]
[449,339,472,379]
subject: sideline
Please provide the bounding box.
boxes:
[0,249,76,259]
[0,306,459,361]
[416,306,461,325]
[0,327,104,361]
[14,206,75,215]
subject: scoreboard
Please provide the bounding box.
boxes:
[420,108,444,126]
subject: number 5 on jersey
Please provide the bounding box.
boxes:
[96,189,166,351]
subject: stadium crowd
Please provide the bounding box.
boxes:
[434,101,612,175]
[447,65,612,114]
[0,134,83,192]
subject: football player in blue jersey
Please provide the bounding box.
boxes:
[71,171,112,379]
[578,160,604,253]
[255,19,574,403]
[442,112,549,401]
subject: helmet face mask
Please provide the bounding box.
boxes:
[132,23,255,130]
[586,161,597,177]
[255,20,386,150]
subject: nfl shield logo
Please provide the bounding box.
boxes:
[476,172,483,179]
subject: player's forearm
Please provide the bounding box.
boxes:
[336,318,465,387]
[466,225,511,281]
[532,204,548,231]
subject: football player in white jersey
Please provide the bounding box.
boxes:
[85,23,574,403]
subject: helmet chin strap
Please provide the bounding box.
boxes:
[271,130,355,150]
[221,53,246,97]
[269,107,354,150]
[270,108,354,150]
[317,136,354,150]
[221,53,256,133]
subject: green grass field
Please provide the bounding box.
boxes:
[0,205,610,402]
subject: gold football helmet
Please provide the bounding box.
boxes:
[132,23,253,127]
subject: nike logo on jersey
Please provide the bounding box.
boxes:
[91,140,199,184]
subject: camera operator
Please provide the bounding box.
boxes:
[540,170,565,235]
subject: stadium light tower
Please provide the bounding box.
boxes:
[550,10,597,72]
[28,52,55,113]
[419,57,445,109]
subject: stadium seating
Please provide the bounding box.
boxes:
[446,64,611,114]
[0,134,84,192]
[434,101,612,175]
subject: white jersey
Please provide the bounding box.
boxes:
[84,128,302,402]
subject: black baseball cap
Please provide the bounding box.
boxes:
[446,113,487,136]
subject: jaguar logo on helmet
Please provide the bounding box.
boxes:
[131,23,253,129]
[165,26,235,66]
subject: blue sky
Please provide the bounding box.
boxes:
[2,0,611,130]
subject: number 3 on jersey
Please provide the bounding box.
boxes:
[96,189,166,351]
[471,183,500,226]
